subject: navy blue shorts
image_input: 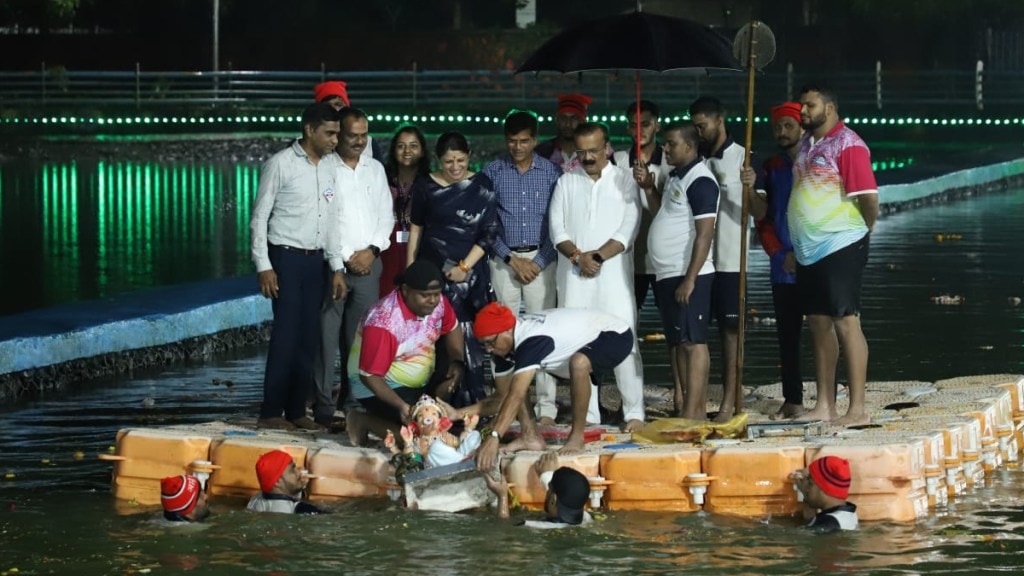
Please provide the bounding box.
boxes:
[653,274,714,345]
[711,271,741,329]
[578,329,634,386]
[357,386,424,424]
[797,234,869,317]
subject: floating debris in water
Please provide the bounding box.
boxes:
[141,397,156,409]
[1009,297,1021,307]
[930,294,964,305]
[934,233,963,242]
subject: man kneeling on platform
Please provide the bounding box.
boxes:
[470,302,635,471]
[789,456,858,532]
[160,474,210,523]
[346,260,467,447]
[247,450,326,515]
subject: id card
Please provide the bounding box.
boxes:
[322,186,335,202]
[397,230,410,244]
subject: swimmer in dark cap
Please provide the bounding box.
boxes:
[485,451,593,528]
[345,260,468,447]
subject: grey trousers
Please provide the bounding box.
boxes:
[312,258,382,422]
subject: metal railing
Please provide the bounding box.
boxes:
[2,63,1023,117]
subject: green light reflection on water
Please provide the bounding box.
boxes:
[9,159,266,312]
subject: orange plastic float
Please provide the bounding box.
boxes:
[599,446,703,512]
[99,373,1023,523]
[700,441,804,517]
[101,428,214,505]
[208,435,308,497]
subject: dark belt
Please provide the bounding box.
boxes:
[510,245,539,253]
[270,243,323,256]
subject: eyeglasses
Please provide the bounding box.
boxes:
[574,147,605,158]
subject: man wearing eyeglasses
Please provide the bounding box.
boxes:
[548,122,645,433]
[483,110,562,429]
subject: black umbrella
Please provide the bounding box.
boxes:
[516,8,741,161]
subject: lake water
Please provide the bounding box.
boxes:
[1,159,1023,573]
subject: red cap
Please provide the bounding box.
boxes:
[809,456,851,500]
[161,475,201,515]
[473,302,516,339]
[314,81,349,106]
[770,102,802,125]
[557,93,592,120]
[256,450,294,493]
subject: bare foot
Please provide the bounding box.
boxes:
[712,409,735,423]
[500,434,546,453]
[558,436,585,455]
[538,416,557,427]
[346,410,369,446]
[798,405,837,423]
[621,419,645,433]
[833,411,870,428]
[770,402,805,421]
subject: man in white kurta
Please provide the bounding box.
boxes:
[549,122,645,431]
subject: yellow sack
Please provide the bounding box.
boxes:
[633,412,749,444]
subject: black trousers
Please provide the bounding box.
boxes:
[260,245,326,420]
[772,282,804,405]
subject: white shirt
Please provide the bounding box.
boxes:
[250,141,343,272]
[648,159,719,280]
[613,148,674,275]
[549,162,641,329]
[704,139,746,273]
[328,156,395,272]
[493,308,632,380]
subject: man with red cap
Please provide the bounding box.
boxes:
[741,102,808,420]
[466,302,635,470]
[247,449,325,514]
[313,80,385,163]
[534,93,593,173]
[789,455,858,532]
[160,474,210,523]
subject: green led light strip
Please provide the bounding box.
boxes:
[3,115,1023,126]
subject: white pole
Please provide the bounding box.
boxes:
[975,60,984,111]
[876,60,882,111]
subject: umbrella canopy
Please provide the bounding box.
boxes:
[517,11,741,75]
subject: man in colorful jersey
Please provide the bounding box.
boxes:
[470,302,636,470]
[787,84,879,427]
[484,110,562,426]
[645,123,719,420]
[689,96,748,422]
[345,260,467,446]
[742,102,808,419]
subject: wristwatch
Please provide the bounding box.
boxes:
[592,253,605,264]
[368,245,381,257]
[489,429,500,440]
[503,254,512,265]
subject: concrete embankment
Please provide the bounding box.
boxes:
[1,158,1022,401]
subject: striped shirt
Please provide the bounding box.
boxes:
[483,153,561,268]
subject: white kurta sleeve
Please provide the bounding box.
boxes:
[549,176,571,246]
[610,176,641,250]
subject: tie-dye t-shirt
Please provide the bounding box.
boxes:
[347,289,457,399]
[787,122,878,265]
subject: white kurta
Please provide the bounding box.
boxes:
[549,162,645,422]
